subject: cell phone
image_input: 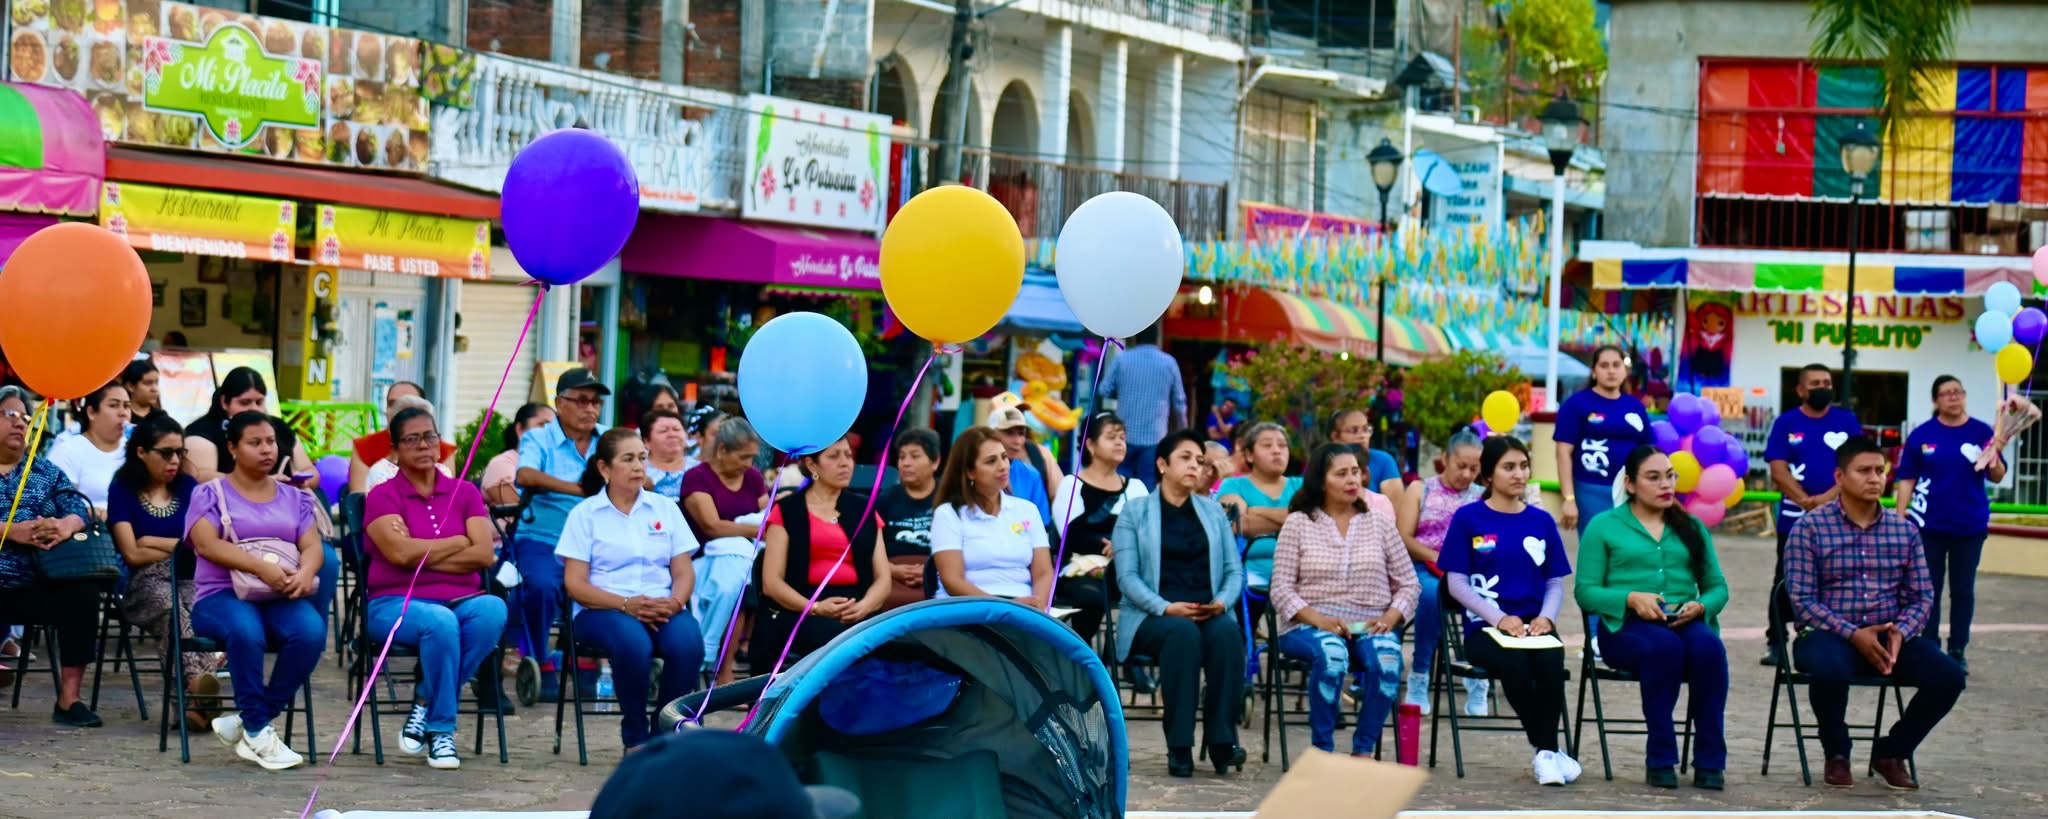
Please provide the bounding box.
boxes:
[289,472,316,486]
[1659,602,1683,619]
[442,591,490,608]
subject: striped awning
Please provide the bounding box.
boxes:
[1592,256,2029,295]
[1165,286,1455,365]
[1267,290,1377,355]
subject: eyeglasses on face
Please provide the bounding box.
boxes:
[149,447,186,460]
[400,432,442,448]
[559,395,603,408]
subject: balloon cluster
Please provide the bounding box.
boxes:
[1651,393,1749,527]
[1975,281,2043,386]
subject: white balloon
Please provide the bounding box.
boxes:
[1054,192,1186,338]
[1985,280,2023,317]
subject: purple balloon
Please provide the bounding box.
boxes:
[1651,420,1683,454]
[502,129,641,286]
[2016,308,2048,347]
[1668,393,1707,434]
[315,454,349,494]
[1694,425,1731,460]
[1700,397,1723,430]
[1721,437,1750,476]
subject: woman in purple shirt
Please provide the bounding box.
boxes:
[363,407,506,770]
[184,412,326,771]
[679,416,767,686]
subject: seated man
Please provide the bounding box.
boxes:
[1785,435,1966,790]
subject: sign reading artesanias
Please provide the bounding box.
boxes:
[742,95,890,233]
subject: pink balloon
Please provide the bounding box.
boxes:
[2035,245,2048,289]
[1679,434,1694,454]
[1686,496,1727,527]
[1695,463,1739,503]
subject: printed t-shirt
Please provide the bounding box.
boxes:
[1437,502,1571,637]
[1897,416,1996,536]
[876,484,936,558]
[1763,406,1863,524]
[1553,389,1654,498]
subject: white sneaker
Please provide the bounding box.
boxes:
[1556,751,1584,783]
[234,725,306,771]
[1462,678,1492,717]
[1404,672,1432,715]
[426,733,461,770]
[398,703,429,756]
[211,713,243,747]
[1532,749,1567,786]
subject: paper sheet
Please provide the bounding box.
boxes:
[1482,627,1565,650]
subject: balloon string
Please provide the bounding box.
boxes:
[687,451,791,725]
[0,404,53,547]
[736,351,938,729]
[1042,337,1122,615]
[301,285,546,819]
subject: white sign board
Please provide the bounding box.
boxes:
[1439,143,1503,231]
[741,95,891,233]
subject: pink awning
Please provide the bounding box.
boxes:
[623,214,880,290]
[0,82,105,217]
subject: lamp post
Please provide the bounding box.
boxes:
[1837,123,1881,408]
[1539,97,1582,406]
[1368,138,1405,364]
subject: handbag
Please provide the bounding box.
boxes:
[209,479,316,603]
[32,489,122,581]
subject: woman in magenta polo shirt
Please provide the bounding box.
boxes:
[363,407,507,771]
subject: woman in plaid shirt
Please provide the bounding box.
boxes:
[1269,443,1420,756]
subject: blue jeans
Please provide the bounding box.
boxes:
[1119,443,1158,486]
[1277,627,1403,754]
[1922,531,1986,654]
[314,543,340,625]
[1598,617,1729,770]
[510,535,563,658]
[367,595,508,733]
[572,609,706,748]
[1405,568,1441,679]
[1574,486,1617,537]
[190,593,325,735]
[1795,630,1965,759]
[690,553,752,672]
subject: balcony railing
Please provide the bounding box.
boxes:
[937,148,1226,242]
[1072,0,1246,41]
[1694,194,2047,257]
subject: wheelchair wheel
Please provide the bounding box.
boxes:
[516,656,541,707]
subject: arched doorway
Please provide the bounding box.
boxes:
[990,80,1040,157]
[875,55,916,127]
[1066,90,1094,165]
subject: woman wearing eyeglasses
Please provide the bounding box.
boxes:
[1895,374,2003,673]
[109,414,216,729]
[0,386,103,728]
[363,396,455,492]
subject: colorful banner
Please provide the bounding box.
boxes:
[1678,293,1736,393]
[1240,202,1377,243]
[7,1,430,170]
[100,181,294,259]
[314,203,489,280]
[1591,256,2032,295]
[742,94,890,232]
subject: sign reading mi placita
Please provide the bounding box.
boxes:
[141,24,323,150]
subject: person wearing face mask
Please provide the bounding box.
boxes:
[1555,346,1653,535]
[1761,363,1862,667]
[1893,375,2001,674]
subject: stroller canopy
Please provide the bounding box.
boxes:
[675,599,1127,819]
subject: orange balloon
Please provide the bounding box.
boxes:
[0,223,151,399]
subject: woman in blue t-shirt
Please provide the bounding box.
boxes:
[1438,435,1580,786]
[1554,345,1653,535]
[1894,374,2004,672]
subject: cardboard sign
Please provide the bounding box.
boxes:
[1701,387,1746,419]
[1252,751,1426,819]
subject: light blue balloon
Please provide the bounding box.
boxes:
[738,312,868,455]
[1976,310,2014,352]
[1985,281,2023,317]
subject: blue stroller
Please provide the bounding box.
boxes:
[661,598,1128,819]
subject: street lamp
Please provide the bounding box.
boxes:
[1539,96,1582,406]
[1838,123,1881,408]
[1368,138,1405,364]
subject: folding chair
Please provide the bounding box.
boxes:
[1427,588,1572,778]
[90,587,156,720]
[8,581,124,714]
[1571,614,1693,781]
[1259,602,1402,771]
[333,493,367,672]
[1760,585,1915,786]
[157,590,317,763]
[553,592,630,767]
[348,580,511,765]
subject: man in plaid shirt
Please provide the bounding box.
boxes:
[1785,436,1966,791]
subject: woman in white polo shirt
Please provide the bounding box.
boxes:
[930,426,1053,608]
[556,428,704,751]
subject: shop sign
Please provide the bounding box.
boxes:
[742,94,890,233]
[1734,293,1966,322]
[314,204,489,280]
[141,24,322,149]
[779,245,880,288]
[1240,202,1376,243]
[1766,318,1934,350]
[100,181,294,260]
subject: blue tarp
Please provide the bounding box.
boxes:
[1000,268,1086,334]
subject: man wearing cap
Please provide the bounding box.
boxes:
[591,730,860,819]
[986,406,1056,528]
[511,367,610,701]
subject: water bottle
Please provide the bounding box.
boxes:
[1396,703,1421,766]
[594,663,615,712]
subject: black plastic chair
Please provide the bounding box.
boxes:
[1571,614,1694,781]
[1427,586,1573,778]
[7,582,125,714]
[332,492,367,672]
[1760,584,1915,786]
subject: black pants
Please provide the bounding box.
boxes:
[1130,613,1244,749]
[1462,634,1567,752]
[1794,631,1966,759]
[1052,576,1111,644]
[0,580,101,668]
[749,602,853,667]
[1767,521,1795,649]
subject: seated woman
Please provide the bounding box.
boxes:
[1050,413,1148,643]
[876,427,941,610]
[1575,445,1731,790]
[679,416,766,686]
[363,407,509,771]
[1438,435,1580,786]
[1270,443,1419,756]
[47,381,130,517]
[1395,431,1489,715]
[1112,430,1246,778]
[557,429,705,750]
[185,411,327,770]
[0,386,101,728]
[1217,423,1301,592]
[109,414,215,727]
[930,426,1053,606]
[347,381,457,494]
[641,410,691,500]
[482,403,556,508]
[752,436,893,665]
[361,396,456,491]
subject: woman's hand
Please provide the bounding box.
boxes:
[279,568,318,599]
[1528,616,1556,637]
[839,598,877,624]
[1301,611,1349,636]
[254,560,292,593]
[1626,591,1668,623]
[810,598,849,620]
[1558,505,1579,531]
[1494,615,1529,637]
[1164,602,1202,619]
[1011,594,1047,611]
[1364,610,1404,635]
[890,562,923,587]
[1668,601,1705,628]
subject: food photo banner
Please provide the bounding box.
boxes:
[7,0,460,171]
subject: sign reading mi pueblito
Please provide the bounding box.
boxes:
[743,94,890,233]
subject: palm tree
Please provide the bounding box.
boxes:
[1809,0,1972,127]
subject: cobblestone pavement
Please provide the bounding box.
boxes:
[0,533,2040,818]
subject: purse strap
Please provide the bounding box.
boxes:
[207,478,241,542]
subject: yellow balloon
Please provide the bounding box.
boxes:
[1724,486,1744,508]
[879,186,1026,344]
[1481,390,1520,432]
[1996,343,2034,385]
[1671,451,1702,493]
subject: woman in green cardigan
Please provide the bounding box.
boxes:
[1576,445,1731,791]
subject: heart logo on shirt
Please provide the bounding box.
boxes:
[1523,536,1547,567]
[1823,431,1850,450]
[1960,443,1984,462]
[1625,413,1644,431]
